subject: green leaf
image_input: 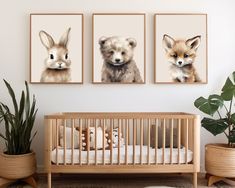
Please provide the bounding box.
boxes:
[231,113,235,125]
[221,87,235,101]
[201,117,229,136]
[3,80,19,119]
[0,133,6,140]
[25,81,30,118]
[221,72,235,101]
[18,91,25,122]
[194,95,223,116]
[0,80,38,155]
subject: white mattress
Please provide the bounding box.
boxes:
[51,145,193,164]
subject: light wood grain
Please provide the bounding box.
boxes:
[155,119,158,165]
[170,119,173,164]
[140,119,143,164]
[125,119,128,165]
[206,144,235,178]
[102,119,105,165]
[71,119,75,165]
[44,112,200,188]
[147,119,150,165]
[162,119,166,165]
[79,119,82,166]
[177,119,181,164]
[133,119,136,165]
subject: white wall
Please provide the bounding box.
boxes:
[0,0,235,172]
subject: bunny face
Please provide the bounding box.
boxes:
[46,45,71,69]
[39,28,71,70]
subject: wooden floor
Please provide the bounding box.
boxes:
[8,173,231,188]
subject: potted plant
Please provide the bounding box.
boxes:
[0,80,38,187]
[194,71,235,186]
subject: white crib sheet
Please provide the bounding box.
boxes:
[51,145,193,164]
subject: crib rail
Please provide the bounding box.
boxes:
[45,112,200,173]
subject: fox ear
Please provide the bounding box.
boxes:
[163,34,175,52]
[186,36,201,50]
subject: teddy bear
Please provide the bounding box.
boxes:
[99,36,143,83]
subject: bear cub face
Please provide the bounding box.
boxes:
[99,36,137,66]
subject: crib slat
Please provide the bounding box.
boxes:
[178,119,181,164]
[102,119,105,165]
[49,119,53,168]
[185,119,189,164]
[162,119,166,165]
[155,119,158,165]
[148,119,150,165]
[71,119,75,165]
[95,119,97,165]
[118,119,121,165]
[122,119,124,140]
[87,119,90,165]
[110,119,113,165]
[56,119,58,165]
[140,119,143,164]
[128,120,131,145]
[63,120,66,165]
[133,119,136,165]
[125,119,128,165]
[170,119,173,164]
[79,119,82,166]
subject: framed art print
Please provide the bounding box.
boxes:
[92,13,146,84]
[30,14,83,84]
[154,14,207,84]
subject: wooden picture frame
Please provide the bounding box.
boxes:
[30,13,84,84]
[92,13,146,84]
[154,13,208,84]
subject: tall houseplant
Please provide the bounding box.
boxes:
[0,80,38,187]
[194,71,235,147]
[194,71,235,186]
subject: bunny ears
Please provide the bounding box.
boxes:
[39,27,71,49]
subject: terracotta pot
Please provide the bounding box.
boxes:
[205,144,235,178]
[0,151,36,179]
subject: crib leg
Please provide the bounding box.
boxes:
[48,172,51,188]
[193,172,197,188]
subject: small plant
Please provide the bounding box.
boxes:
[0,80,38,155]
[194,71,235,147]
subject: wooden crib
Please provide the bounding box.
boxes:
[44,112,200,188]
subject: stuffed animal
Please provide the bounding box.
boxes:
[107,128,125,148]
[59,126,86,149]
[77,126,110,151]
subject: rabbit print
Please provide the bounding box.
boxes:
[39,28,72,82]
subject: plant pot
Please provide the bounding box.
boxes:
[205,143,235,178]
[0,151,36,179]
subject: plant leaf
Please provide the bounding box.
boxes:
[201,117,229,136]
[194,95,223,116]
[0,80,38,155]
[18,91,25,122]
[3,80,19,119]
[231,113,235,125]
[221,71,235,101]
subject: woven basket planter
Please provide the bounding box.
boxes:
[0,151,36,179]
[205,144,235,178]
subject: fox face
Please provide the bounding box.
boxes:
[163,34,201,67]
